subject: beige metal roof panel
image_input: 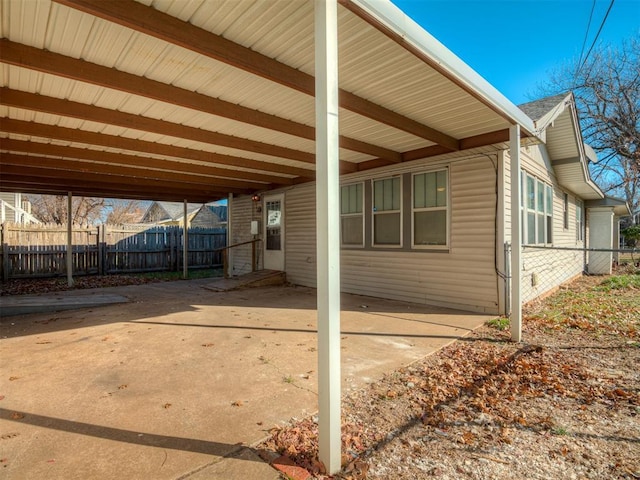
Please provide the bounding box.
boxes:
[1,0,543,201]
[1,0,50,47]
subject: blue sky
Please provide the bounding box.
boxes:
[391,0,640,105]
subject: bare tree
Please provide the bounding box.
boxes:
[534,34,639,213]
[26,195,106,225]
[105,199,146,224]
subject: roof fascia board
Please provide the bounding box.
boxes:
[565,97,605,199]
[531,93,573,131]
[345,0,537,137]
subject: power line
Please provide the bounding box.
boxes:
[575,0,597,80]
[575,0,616,80]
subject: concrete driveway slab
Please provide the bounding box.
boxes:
[0,279,492,479]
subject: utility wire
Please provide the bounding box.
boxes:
[575,0,597,81]
[575,0,616,80]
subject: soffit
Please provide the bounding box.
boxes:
[1,0,534,202]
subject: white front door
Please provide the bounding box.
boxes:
[263,193,285,271]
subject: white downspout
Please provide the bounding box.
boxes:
[315,0,341,474]
[509,125,522,342]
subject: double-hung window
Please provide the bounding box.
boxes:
[522,173,553,245]
[373,177,401,246]
[340,183,364,247]
[412,169,448,248]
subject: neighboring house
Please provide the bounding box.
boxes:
[141,201,227,228]
[227,92,629,315]
[0,192,41,224]
[191,204,228,229]
[141,201,203,226]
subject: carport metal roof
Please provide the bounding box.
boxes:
[1,0,536,202]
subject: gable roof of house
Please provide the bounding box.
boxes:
[519,93,604,200]
[142,201,203,223]
[0,0,538,203]
[518,93,569,128]
[203,205,228,223]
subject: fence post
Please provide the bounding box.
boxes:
[223,249,228,279]
[66,193,74,287]
[101,224,108,275]
[2,223,9,282]
[97,225,103,276]
[169,228,176,271]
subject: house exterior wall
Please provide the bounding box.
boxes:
[229,195,262,276]
[230,142,594,312]
[514,145,586,304]
[232,151,502,313]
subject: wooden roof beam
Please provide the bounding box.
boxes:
[0,88,318,177]
[0,149,273,191]
[356,128,511,172]
[0,39,398,164]
[0,176,225,203]
[53,0,459,151]
[0,163,252,196]
[1,137,289,187]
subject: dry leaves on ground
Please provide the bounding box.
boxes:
[259,273,640,480]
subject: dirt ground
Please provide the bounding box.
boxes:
[258,274,640,479]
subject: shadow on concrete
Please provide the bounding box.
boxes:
[0,280,488,339]
[0,408,256,459]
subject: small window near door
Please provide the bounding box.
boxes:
[265,199,282,250]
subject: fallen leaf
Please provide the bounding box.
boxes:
[231,400,243,407]
[163,403,172,409]
[201,343,214,347]
[10,412,24,420]
[8,377,19,381]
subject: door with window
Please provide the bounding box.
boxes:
[264,193,285,271]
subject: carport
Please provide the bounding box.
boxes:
[1,0,535,473]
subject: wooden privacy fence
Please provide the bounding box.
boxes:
[1,223,226,280]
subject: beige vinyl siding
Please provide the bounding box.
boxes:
[517,145,585,303]
[285,185,317,287]
[283,154,500,313]
[229,195,260,276]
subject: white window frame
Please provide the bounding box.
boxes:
[521,172,553,246]
[340,182,364,248]
[372,176,402,248]
[576,200,584,242]
[411,168,450,250]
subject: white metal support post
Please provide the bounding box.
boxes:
[315,0,341,474]
[67,192,74,287]
[509,125,522,342]
[183,199,188,279]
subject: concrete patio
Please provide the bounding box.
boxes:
[0,279,492,479]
